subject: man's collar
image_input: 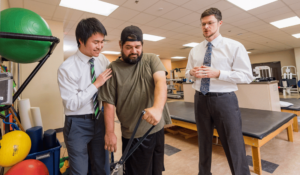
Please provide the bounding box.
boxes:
[204,34,222,47]
[76,49,92,64]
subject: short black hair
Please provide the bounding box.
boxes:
[75,18,107,48]
[201,8,222,21]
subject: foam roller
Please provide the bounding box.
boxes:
[43,129,56,150]
[26,126,43,154]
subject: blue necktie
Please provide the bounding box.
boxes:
[200,42,212,95]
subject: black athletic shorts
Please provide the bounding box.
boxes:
[122,128,165,175]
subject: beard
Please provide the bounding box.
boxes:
[203,29,217,39]
[121,51,143,64]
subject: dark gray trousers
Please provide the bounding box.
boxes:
[194,92,250,175]
[122,128,165,175]
[63,113,106,175]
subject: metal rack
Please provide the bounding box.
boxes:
[167,68,183,99]
[0,31,60,174]
[280,66,299,94]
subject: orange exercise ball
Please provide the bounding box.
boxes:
[0,131,31,167]
[5,159,49,175]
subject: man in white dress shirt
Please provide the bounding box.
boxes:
[57,18,112,175]
[185,8,253,175]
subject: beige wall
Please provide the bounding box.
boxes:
[20,19,64,130]
[249,49,296,67]
[161,58,171,78]
[172,60,188,69]
[0,0,9,11]
[105,54,119,62]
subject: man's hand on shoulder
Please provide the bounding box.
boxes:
[93,68,112,88]
[104,132,117,152]
[143,107,163,126]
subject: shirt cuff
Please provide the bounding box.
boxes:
[218,70,229,81]
[186,70,195,80]
[88,83,98,95]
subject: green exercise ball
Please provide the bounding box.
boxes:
[0,8,52,63]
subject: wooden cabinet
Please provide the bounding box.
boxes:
[235,81,280,111]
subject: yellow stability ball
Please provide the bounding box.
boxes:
[0,131,31,167]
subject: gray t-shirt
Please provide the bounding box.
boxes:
[99,53,172,138]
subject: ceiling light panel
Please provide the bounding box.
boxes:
[227,0,277,11]
[143,34,166,41]
[59,0,119,16]
[102,51,120,55]
[171,56,186,59]
[270,16,300,28]
[183,42,199,47]
[292,33,300,38]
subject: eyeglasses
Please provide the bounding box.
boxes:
[201,21,216,27]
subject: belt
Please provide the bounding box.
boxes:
[198,91,231,96]
[65,114,95,119]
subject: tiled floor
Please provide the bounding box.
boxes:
[57,95,300,175]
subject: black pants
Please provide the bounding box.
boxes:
[63,113,106,175]
[122,128,165,175]
[194,92,250,175]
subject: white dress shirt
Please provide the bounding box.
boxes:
[58,50,110,115]
[185,34,253,92]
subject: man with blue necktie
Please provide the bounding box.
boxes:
[185,8,253,175]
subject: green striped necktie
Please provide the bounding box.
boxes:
[89,58,100,120]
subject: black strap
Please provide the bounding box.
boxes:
[117,111,155,165]
[123,125,155,163]
[0,113,5,120]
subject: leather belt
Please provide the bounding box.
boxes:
[65,114,95,119]
[198,91,232,97]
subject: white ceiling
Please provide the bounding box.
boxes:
[8,0,300,60]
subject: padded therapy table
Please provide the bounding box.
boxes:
[280,98,300,132]
[167,101,295,175]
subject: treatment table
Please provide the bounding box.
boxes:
[280,98,300,132]
[167,101,295,175]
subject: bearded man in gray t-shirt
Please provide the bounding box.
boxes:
[99,25,171,175]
